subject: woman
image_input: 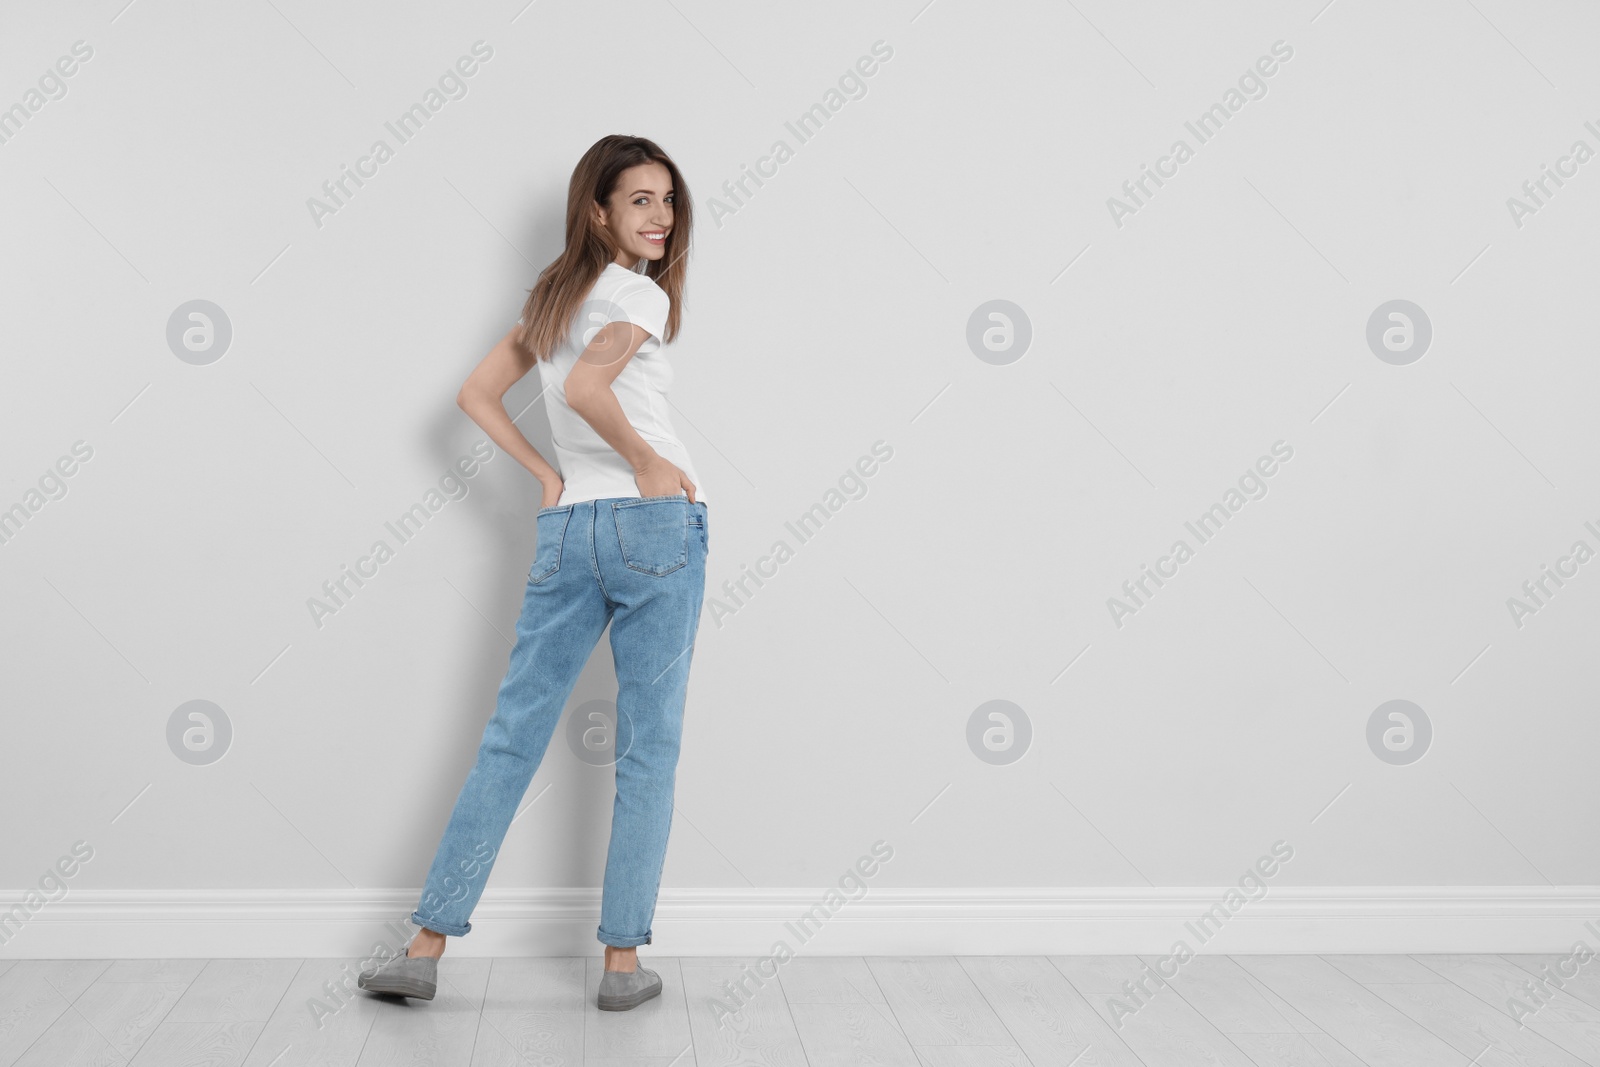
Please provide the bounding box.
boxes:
[358,135,708,1012]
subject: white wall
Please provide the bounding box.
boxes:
[3,0,1598,957]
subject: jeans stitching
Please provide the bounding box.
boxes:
[614,493,692,509]
[586,502,612,601]
[612,500,688,577]
[529,508,570,584]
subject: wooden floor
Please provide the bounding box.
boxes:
[0,953,1596,1066]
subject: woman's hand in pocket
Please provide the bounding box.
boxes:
[633,454,696,503]
[539,476,564,509]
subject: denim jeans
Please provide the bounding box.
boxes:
[411,494,709,948]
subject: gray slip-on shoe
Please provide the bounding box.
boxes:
[356,942,438,1000]
[598,961,662,1011]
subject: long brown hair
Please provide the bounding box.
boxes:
[516,135,692,360]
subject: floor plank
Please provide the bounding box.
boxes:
[97,961,207,986]
[778,957,887,1006]
[1075,964,1259,1067]
[481,958,586,1016]
[10,1004,125,1067]
[468,958,584,1067]
[125,1021,263,1067]
[1300,1032,1371,1066]
[1367,979,1589,1067]
[1413,953,1600,1064]
[240,959,377,1067]
[961,956,1144,1067]
[680,958,808,1067]
[1225,1031,1351,1067]
[469,1010,583,1067]
[1138,953,1314,1035]
[580,957,692,1063]
[913,1046,1033,1066]
[26,960,113,1003]
[72,978,193,1061]
[357,957,490,1067]
[32,952,1599,1067]
[1050,955,1146,994]
[787,1000,921,1067]
[164,960,301,1025]
[1238,970,1322,1035]
[865,957,1010,1046]
[1322,955,1446,985]
[0,962,77,1067]
[1416,954,1600,1026]
[1234,955,1469,1066]
[1503,955,1600,1014]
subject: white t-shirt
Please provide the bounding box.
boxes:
[518,262,705,506]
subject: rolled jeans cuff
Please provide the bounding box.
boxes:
[411,911,471,937]
[597,926,652,948]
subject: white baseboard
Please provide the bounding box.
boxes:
[2,886,1597,959]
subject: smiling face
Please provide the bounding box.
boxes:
[594,161,674,270]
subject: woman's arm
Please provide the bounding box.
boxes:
[457,325,565,508]
[565,320,697,502]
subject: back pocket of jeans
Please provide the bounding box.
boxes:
[530,508,571,584]
[612,497,688,576]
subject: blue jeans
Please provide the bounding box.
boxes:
[411,494,709,947]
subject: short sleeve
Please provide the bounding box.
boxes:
[611,281,670,345]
